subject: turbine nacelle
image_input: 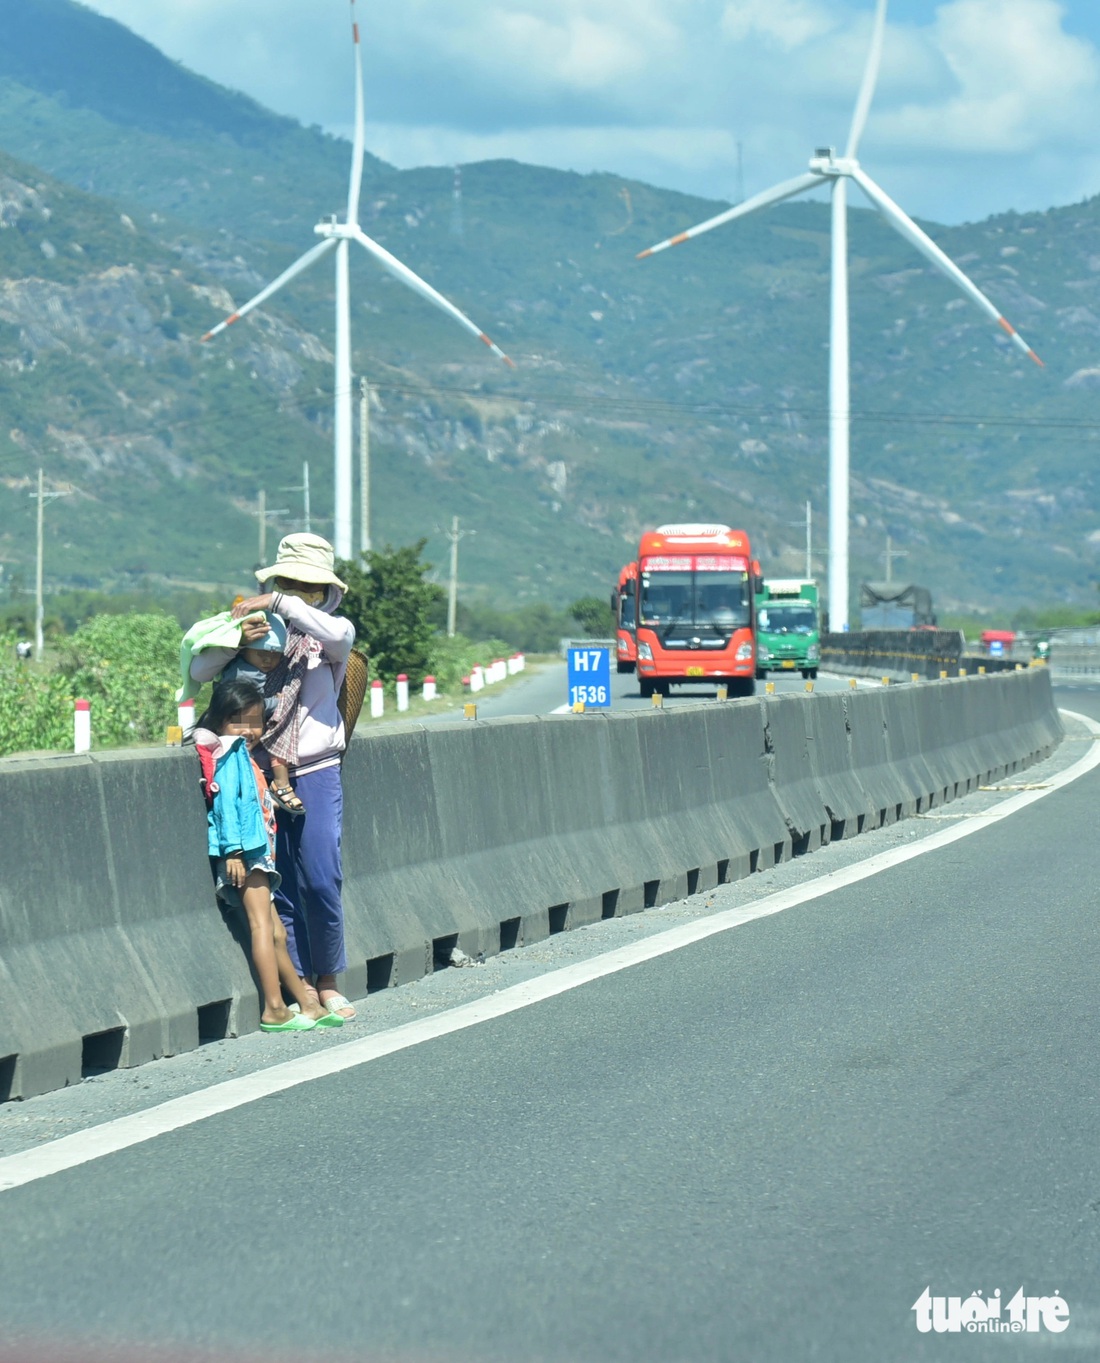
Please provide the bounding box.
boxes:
[315,218,352,240]
[808,151,858,178]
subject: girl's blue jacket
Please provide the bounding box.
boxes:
[194,728,269,858]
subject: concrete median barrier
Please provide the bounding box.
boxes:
[0,669,1062,1100]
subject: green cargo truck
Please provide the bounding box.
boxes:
[755,579,820,680]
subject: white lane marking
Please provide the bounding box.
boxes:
[1,710,1096,1195]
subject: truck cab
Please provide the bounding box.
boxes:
[754,579,820,680]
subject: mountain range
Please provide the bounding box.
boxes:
[0,0,1097,617]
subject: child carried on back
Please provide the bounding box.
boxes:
[194,678,341,1033]
[179,607,305,817]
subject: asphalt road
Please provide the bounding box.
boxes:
[0,683,1096,1363]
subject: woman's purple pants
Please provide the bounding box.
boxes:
[273,765,347,979]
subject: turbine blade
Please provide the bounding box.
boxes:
[637,172,823,258]
[347,0,365,225]
[851,167,1043,365]
[351,227,515,367]
[846,0,889,159]
[201,239,338,340]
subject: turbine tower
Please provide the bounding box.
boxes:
[202,0,513,560]
[638,0,1041,630]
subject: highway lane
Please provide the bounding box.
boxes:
[0,685,1094,1362]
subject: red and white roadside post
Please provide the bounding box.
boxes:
[74,698,91,754]
[396,673,409,712]
[369,679,384,719]
[422,675,437,702]
[177,697,195,739]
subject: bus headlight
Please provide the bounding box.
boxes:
[735,642,753,661]
[807,644,820,661]
[637,642,653,661]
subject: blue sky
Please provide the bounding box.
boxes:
[79,0,1100,225]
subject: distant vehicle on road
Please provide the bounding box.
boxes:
[634,523,758,698]
[611,561,638,674]
[755,579,820,680]
[980,629,1016,658]
[859,581,935,630]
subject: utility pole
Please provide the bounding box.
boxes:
[30,468,71,661]
[443,515,475,637]
[282,461,311,533]
[258,489,266,567]
[255,490,289,568]
[359,377,371,556]
[883,535,907,584]
[450,165,464,240]
[788,501,814,579]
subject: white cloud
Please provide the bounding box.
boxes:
[878,0,1100,153]
[721,0,836,50]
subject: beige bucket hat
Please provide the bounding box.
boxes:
[255,533,348,592]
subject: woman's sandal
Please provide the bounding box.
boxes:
[270,784,306,817]
[319,991,357,1020]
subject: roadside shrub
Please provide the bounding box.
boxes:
[58,612,180,748]
[426,634,514,692]
[0,634,72,757]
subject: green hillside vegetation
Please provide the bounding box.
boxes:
[0,0,1096,620]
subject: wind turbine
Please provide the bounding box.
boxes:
[202,0,514,560]
[637,0,1041,630]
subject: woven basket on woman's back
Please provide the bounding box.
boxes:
[337,649,370,761]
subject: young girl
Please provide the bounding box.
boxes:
[219,613,306,817]
[194,678,342,1033]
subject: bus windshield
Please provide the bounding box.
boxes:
[619,589,636,630]
[640,570,751,631]
[758,603,817,635]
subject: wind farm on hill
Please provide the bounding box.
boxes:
[0,0,1094,620]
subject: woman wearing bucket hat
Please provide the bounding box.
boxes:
[190,533,358,1019]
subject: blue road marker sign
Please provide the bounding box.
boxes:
[567,646,611,709]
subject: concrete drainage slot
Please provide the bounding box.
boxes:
[830,818,846,842]
[0,1054,15,1103]
[432,934,459,970]
[197,999,232,1044]
[366,953,395,992]
[717,858,730,884]
[82,1026,125,1078]
[773,841,786,865]
[601,889,619,920]
[644,880,660,908]
[686,868,700,896]
[548,904,569,935]
[749,849,760,874]
[499,918,521,951]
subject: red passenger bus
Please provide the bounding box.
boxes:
[612,561,638,673]
[634,524,758,697]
